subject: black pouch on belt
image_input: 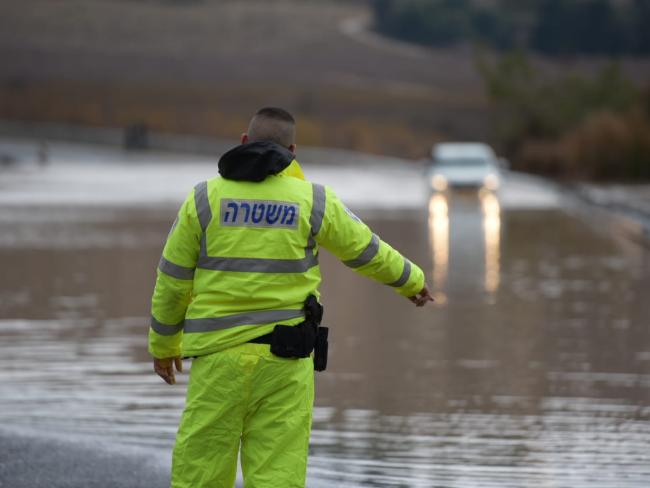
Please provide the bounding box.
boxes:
[270,322,316,359]
[266,295,329,371]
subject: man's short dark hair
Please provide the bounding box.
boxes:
[256,107,295,124]
[247,107,296,147]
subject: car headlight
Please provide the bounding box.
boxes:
[430,174,448,192]
[483,173,500,190]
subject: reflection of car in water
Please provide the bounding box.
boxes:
[427,142,502,192]
[428,191,501,303]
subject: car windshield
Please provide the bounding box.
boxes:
[435,157,490,168]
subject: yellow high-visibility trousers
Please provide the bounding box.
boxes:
[171,342,315,488]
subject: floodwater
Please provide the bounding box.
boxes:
[1,143,649,487]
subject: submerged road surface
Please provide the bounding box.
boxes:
[0,138,649,487]
[0,428,169,488]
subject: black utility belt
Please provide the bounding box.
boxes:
[249,321,329,372]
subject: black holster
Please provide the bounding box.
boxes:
[313,325,328,372]
[267,295,329,372]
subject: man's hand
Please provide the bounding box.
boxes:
[409,284,435,307]
[154,356,183,385]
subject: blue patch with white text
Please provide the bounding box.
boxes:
[220,199,300,229]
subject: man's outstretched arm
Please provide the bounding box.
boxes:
[314,185,433,306]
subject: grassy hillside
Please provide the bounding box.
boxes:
[0,0,490,158]
[1,0,648,160]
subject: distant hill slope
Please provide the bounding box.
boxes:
[0,0,648,158]
[0,1,480,89]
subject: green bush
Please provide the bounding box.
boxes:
[477,51,638,150]
[478,50,650,180]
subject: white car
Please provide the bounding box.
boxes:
[427,142,503,192]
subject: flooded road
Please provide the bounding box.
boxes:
[1,148,649,487]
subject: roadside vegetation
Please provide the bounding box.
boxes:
[478,51,650,181]
[372,1,650,180]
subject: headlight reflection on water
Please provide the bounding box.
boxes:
[427,190,501,302]
[428,193,449,304]
[480,190,501,295]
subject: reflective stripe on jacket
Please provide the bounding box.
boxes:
[149,165,424,358]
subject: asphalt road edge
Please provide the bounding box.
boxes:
[0,427,170,488]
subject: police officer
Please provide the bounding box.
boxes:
[149,107,433,487]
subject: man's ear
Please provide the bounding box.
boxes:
[241,133,249,145]
[288,143,297,154]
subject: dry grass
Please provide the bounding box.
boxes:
[0,78,458,157]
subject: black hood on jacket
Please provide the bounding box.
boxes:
[218,141,294,182]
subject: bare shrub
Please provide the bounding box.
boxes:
[516,110,650,181]
[562,111,650,181]
[516,139,569,178]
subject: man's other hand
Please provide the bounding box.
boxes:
[154,356,183,385]
[409,285,435,307]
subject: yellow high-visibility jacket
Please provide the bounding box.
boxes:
[149,142,425,359]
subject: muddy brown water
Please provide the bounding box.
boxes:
[0,191,649,487]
